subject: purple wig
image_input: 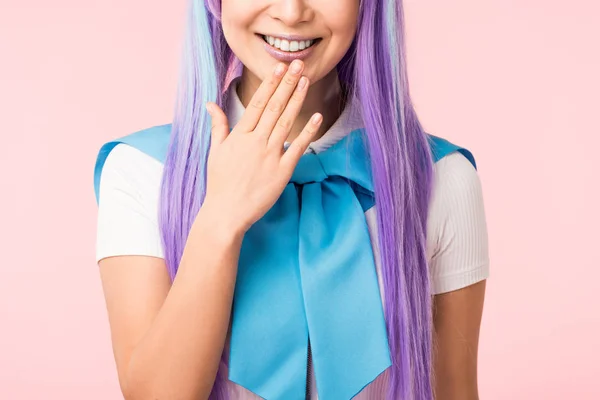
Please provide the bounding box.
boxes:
[158,1,435,399]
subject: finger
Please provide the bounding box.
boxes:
[235,63,287,133]
[254,59,305,139]
[267,75,310,151]
[280,113,322,172]
[206,102,229,145]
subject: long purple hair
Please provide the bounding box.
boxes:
[158,1,435,399]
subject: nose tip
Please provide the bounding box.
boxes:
[272,1,313,26]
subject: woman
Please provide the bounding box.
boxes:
[94,0,489,399]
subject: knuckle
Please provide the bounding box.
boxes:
[277,117,292,131]
[290,90,304,103]
[288,141,303,155]
[250,97,267,110]
[267,100,284,113]
[284,76,296,86]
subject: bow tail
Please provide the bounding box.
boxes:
[298,181,392,400]
[229,186,309,399]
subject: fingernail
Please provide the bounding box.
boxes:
[205,102,213,114]
[297,77,307,90]
[274,63,285,77]
[311,113,322,125]
[290,60,302,74]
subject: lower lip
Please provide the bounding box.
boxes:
[259,35,320,62]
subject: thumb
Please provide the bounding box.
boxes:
[206,102,230,145]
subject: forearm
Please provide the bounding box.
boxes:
[124,207,244,400]
[433,362,479,400]
[432,281,485,400]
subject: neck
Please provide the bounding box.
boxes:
[236,67,346,143]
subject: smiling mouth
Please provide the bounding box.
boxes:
[258,34,322,53]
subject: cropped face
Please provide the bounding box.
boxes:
[221,0,359,85]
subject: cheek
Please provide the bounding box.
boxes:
[220,0,252,43]
[324,2,359,47]
[324,0,359,25]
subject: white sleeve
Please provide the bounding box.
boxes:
[95,144,165,263]
[427,151,490,294]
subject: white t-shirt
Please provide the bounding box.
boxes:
[95,77,490,399]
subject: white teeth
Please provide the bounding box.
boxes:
[263,35,316,52]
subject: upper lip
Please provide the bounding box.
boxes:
[259,33,321,41]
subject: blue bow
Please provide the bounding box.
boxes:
[228,128,392,399]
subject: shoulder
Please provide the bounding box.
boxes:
[428,133,477,170]
[93,123,172,204]
[95,143,165,263]
[427,142,489,294]
[429,149,485,246]
[426,132,482,208]
[97,142,164,218]
[100,143,165,194]
[432,151,481,195]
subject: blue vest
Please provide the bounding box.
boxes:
[93,123,476,203]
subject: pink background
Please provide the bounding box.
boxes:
[1,0,598,399]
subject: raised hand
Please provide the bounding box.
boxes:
[203,60,322,234]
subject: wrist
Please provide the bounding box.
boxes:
[193,201,247,245]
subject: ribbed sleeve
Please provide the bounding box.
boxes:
[427,152,490,294]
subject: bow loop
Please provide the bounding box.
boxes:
[290,153,328,184]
